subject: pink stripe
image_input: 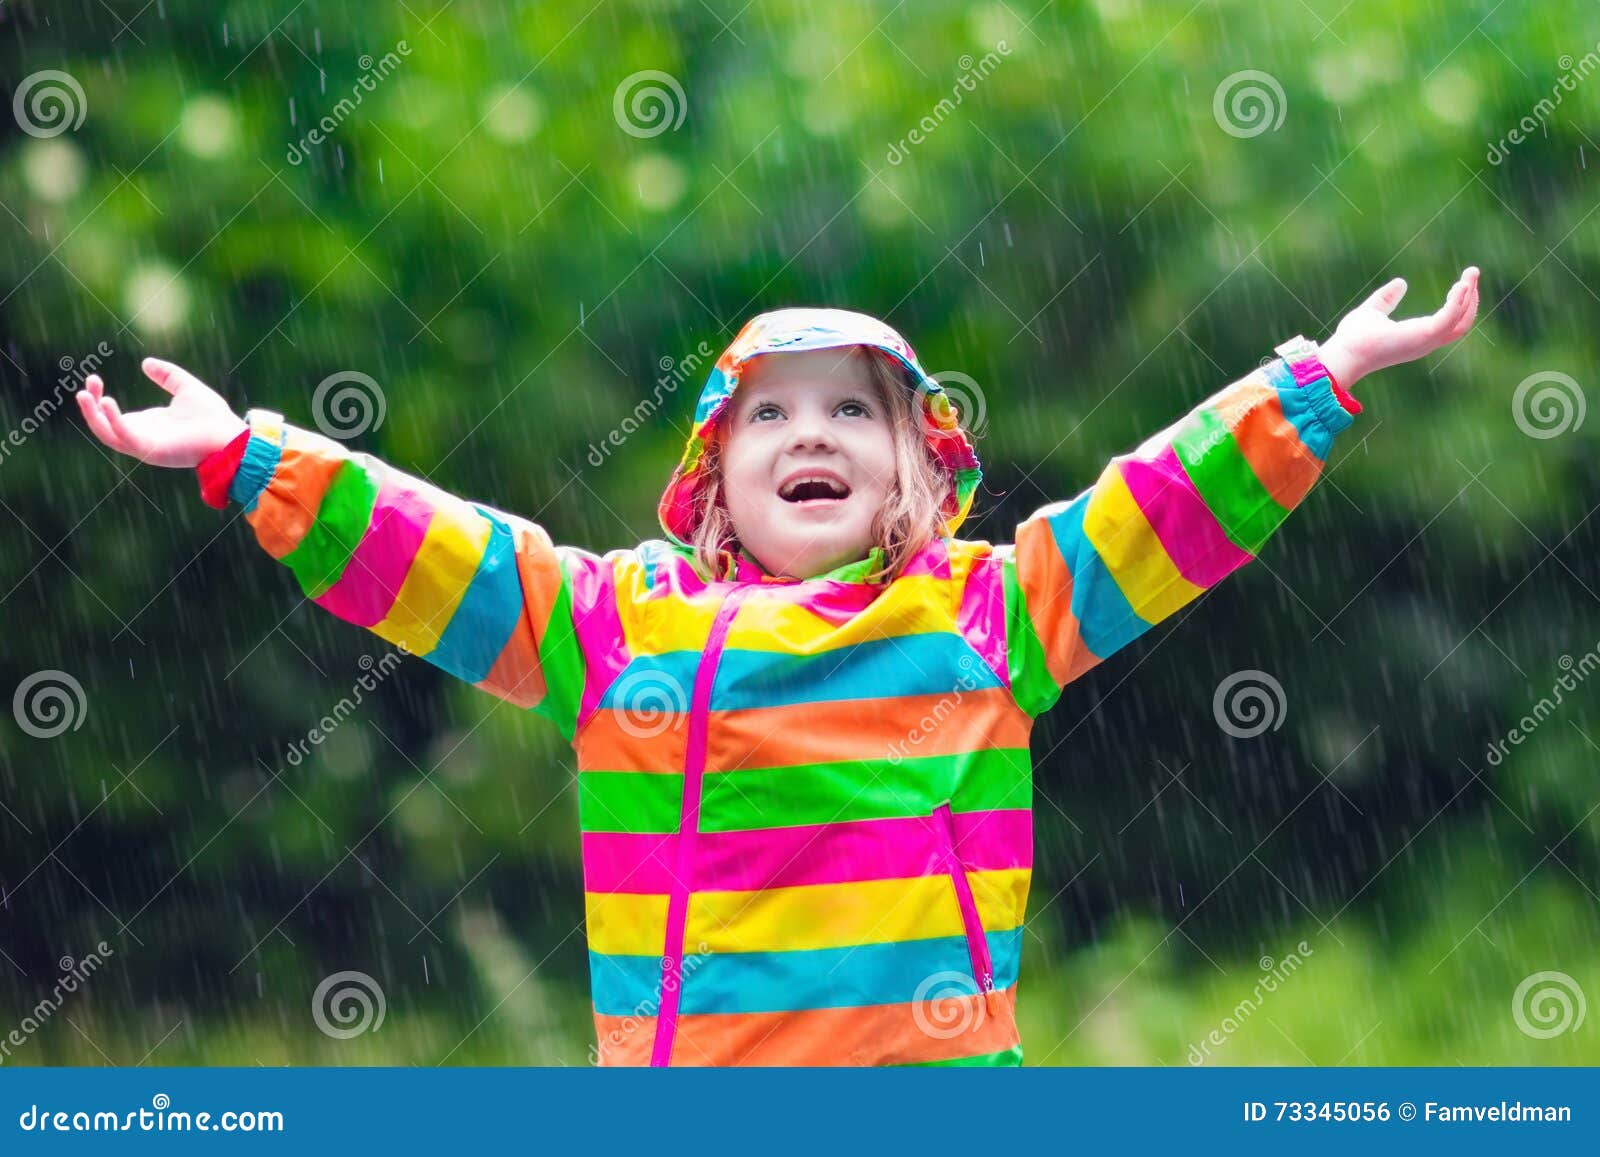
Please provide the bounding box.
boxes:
[899,540,951,579]
[956,551,1008,688]
[582,809,1033,895]
[651,586,753,1067]
[1119,446,1252,587]
[656,552,710,599]
[570,554,630,730]
[312,479,433,627]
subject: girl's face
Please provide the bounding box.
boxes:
[719,348,897,580]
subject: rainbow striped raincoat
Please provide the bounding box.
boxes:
[199,308,1360,1066]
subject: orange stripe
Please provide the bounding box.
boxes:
[593,986,1019,1066]
[1221,382,1320,509]
[243,445,345,559]
[476,626,544,709]
[577,710,690,772]
[705,689,1031,773]
[1015,517,1101,688]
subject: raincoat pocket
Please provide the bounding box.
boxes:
[933,800,994,995]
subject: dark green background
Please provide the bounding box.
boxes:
[1,0,1596,1064]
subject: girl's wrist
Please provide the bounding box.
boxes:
[1316,337,1366,393]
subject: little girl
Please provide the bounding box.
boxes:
[76,268,1479,1066]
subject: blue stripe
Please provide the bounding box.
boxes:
[599,652,698,713]
[713,634,1003,710]
[1043,494,1153,660]
[428,507,523,684]
[231,427,284,512]
[589,930,1023,1017]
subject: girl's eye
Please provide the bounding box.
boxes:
[751,404,783,422]
[836,400,870,418]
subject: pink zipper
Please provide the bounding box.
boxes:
[650,585,751,1067]
[935,800,994,993]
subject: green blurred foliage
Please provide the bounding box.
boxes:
[1,0,1598,1064]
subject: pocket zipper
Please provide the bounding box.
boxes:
[934,800,994,994]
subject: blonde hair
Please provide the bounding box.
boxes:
[688,346,952,583]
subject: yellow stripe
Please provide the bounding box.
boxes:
[586,891,670,957]
[691,870,1030,954]
[585,871,1030,956]
[371,497,491,656]
[1083,463,1203,623]
[614,573,962,656]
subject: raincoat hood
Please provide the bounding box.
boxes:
[656,308,983,548]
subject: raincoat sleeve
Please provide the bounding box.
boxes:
[999,339,1362,718]
[195,408,607,741]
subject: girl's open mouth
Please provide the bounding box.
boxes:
[778,474,852,505]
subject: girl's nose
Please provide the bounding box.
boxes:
[786,413,837,452]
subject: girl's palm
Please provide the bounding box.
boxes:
[77,358,247,468]
[1329,266,1480,381]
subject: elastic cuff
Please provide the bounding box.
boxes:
[1272,335,1360,428]
[1329,374,1363,416]
[197,428,250,509]
[230,409,287,512]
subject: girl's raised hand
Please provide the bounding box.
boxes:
[1319,266,1480,390]
[76,357,248,468]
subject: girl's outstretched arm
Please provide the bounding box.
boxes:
[77,360,608,742]
[1000,267,1480,718]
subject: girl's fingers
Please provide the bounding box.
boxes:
[1452,283,1479,338]
[141,357,184,396]
[100,396,145,456]
[85,373,104,400]
[1364,277,1408,316]
[1432,278,1469,334]
[78,392,129,453]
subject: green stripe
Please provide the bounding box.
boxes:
[282,458,381,597]
[531,570,585,741]
[1172,407,1288,554]
[1001,551,1062,719]
[577,749,1031,834]
[900,1044,1024,1067]
[579,771,683,834]
[700,749,1029,833]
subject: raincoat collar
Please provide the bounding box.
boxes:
[656,307,983,563]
